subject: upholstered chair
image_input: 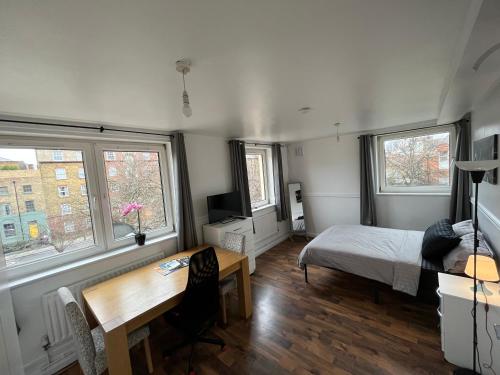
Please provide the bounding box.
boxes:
[57,287,153,375]
[219,232,246,325]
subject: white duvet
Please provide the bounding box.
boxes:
[298,225,424,296]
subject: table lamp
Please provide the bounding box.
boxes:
[464,254,499,295]
[454,159,500,375]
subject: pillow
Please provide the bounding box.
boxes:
[443,232,493,273]
[452,220,474,237]
[421,219,462,259]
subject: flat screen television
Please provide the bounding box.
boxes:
[207,192,243,223]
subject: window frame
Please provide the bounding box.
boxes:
[376,126,455,195]
[245,146,275,210]
[24,200,35,212]
[0,134,175,277]
[55,168,67,180]
[22,184,33,194]
[94,143,175,250]
[58,185,70,197]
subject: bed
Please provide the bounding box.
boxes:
[298,225,429,297]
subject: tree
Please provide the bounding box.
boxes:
[384,134,449,187]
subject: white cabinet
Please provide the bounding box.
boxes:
[438,273,500,373]
[202,218,256,274]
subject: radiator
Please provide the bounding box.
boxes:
[41,253,164,346]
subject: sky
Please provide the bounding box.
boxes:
[0,148,38,168]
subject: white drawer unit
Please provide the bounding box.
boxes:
[203,217,256,274]
[438,273,500,373]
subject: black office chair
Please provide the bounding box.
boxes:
[163,247,226,375]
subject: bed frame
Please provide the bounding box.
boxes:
[303,257,444,305]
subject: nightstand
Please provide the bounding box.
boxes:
[438,272,500,372]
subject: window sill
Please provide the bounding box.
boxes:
[376,192,451,197]
[252,204,276,217]
[8,232,178,289]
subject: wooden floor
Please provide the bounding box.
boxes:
[63,238,454,375]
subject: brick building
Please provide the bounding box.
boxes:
[0,162,48,247]
[36,150,93,250]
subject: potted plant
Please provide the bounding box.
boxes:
[122,202,146,245]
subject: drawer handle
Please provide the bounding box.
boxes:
[437,306,443,318]
[436,288,442,298]
[232,227,243,232]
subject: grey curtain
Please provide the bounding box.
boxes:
[172,132,198,251]
[359,135,377,226]
[450,115,471,223]
[228,140,252,217]
[272,144,288,221]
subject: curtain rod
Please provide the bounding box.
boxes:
[357,122,457,139]
[0,118,174,138]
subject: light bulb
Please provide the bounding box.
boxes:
[183,103,192,117]
[182,90,192,117]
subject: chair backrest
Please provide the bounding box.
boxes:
[180,247,220,332]
[57,287,97,375]
[222,232,245,254]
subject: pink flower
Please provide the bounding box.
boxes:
[122,202,144,216]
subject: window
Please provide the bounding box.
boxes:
[64,222,75,233]
[61,204,72,215]
[102,149,169,240]
[2,204,12,216]
[105,151,116,161]
[3,223,16,237]
[377,128,453,194]
[25,200,35,212]
[52,150,64,161]
[143,152,151,160]
[0,141,173,270]
[108,167,117,177]
[245,147,275,209]
[58,186,70,197]
[55,168,67,180]
[23,184,33,194]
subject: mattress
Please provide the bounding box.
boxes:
[298,225,424,296]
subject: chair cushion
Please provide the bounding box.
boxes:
[421,219,461,260]
[91,325,150,375]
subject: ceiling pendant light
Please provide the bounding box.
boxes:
[176,59,192,117]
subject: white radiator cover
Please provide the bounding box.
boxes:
[41,253,164,346]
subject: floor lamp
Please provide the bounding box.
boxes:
[454,159,500,375]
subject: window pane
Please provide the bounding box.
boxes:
[103,150,167,239]
[383,132,450,188]
[0,148,94,266]
[246,153,267,205]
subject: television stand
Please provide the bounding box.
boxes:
[202,217,256,274]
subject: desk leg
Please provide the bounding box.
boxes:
[103,321,132,375]
[236,257,252,319]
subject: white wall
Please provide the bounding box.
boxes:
[471,82,500,255]
[287,133,451,234]
[10,133,289,375]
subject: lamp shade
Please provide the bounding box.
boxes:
[465,255,500,282]
[454,160,500,172]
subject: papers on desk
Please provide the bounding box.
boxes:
[154,256,190,276]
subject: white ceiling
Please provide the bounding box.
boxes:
[0,0,475,142]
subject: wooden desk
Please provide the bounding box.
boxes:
[82,245,252,375]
